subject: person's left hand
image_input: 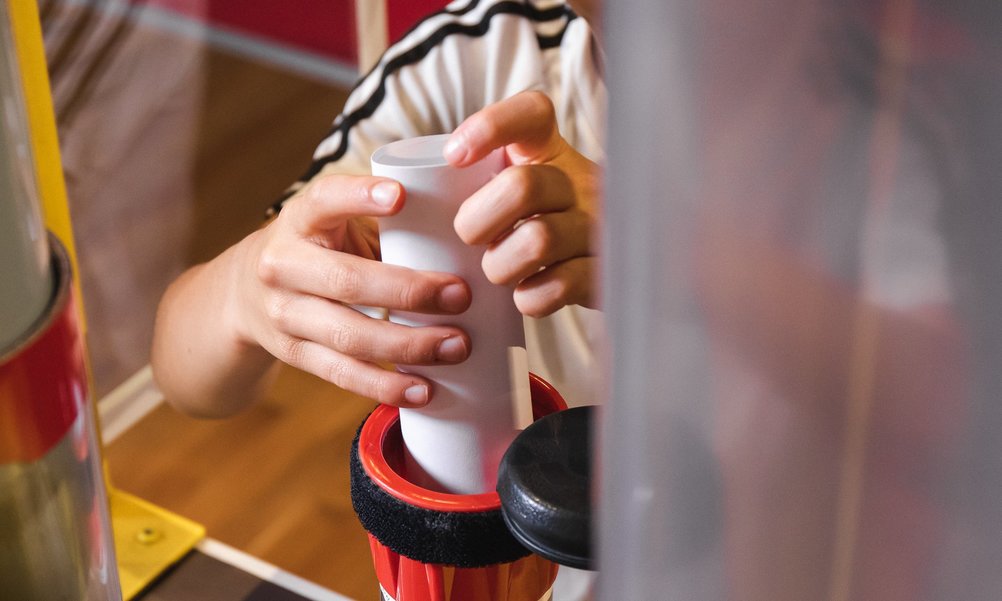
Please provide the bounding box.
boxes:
[444,90,601,317]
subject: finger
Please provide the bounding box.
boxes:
[454,164,575,245]
[277,337,434,407]
[481,211,592,286]
[269,295,471,366]
[285,174,404,233]
[444,91,566,167]
[256,241,471,314]
[513,257,597,318]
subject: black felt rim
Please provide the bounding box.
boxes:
[349,416,531,567]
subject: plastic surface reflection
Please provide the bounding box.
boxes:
[0,3,51,351]
[0,413,120,600]
[600,1,1002,600]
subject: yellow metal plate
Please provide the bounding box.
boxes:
[111,489,206,599]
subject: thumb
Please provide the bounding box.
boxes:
[285,174,404,234]
[443,91,567,168]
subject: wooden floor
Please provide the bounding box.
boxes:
[106,368,381,601]
[41,2,384,599]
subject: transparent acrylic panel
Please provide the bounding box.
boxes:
[0,3,51,351]
[599,1,1002,599]
[1,5,120,599]
[0,411,120,601]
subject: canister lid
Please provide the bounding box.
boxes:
[497,405,595,570]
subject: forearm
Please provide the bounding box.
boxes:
[151,234,278,417]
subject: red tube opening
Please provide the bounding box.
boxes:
[359,373,568,513]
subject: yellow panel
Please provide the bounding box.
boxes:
[111,489,206,599]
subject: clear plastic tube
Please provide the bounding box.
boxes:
[0,3,51,352]
[599,1,1002,599]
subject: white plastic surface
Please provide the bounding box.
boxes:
[372,134,531,495]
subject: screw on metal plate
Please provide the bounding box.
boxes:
[135,526,163,545]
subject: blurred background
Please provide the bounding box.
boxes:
[37,1,1002,599]
[40,1,445,599]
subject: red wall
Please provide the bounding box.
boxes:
[145,0,450,66]
[387,1,451,44]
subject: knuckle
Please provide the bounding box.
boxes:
[395,278,432,310]
[454,218,476,245]
[391,279,416,308]
[518,295,558,319]
[264,295,292,328]
[369,375,399,405]
[524,90,556,120]
[473,117,502,147]
[327,321,362,354]
[517,282,568,319]
[336,365,392,404]
[277,190,305,221]
[255,247,283,286]
[505,165,539,198]
[287,186,319,221]
[399,334,432,364]
[482,252,507,285]
[550,277,572,302]
[303,174,333,207]
[496,167,540,216]
[324,261,363,299]
[519,219,552,264]
[298,173,346,218]
[278,336,307,366]
[322,355,353,388]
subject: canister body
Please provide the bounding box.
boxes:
[373,134,531,495]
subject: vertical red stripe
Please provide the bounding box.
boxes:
[0,284,87,464]
[142,0,359,63]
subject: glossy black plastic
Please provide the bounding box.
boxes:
[497,405,594,570]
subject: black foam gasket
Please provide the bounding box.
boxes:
[349,417,531,568]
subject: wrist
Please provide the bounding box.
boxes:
[222,230,267,351]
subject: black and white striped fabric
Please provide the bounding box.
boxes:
[271,0,604,214]
[273,0,607,412]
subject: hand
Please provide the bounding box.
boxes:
[444,91,601,317]
[235,174,472,406]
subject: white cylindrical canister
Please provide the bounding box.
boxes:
[372,134,533,495]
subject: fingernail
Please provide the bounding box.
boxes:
[436,335,468,362]
[404,384,430,406]
[443,136,468,164]
[372,181,400,208]
[438,283,470,312]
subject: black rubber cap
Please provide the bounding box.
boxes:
[497,405,595,570]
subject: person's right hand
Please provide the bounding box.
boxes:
[233,174,473,407]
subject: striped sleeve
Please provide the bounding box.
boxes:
[268,0,577,216]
